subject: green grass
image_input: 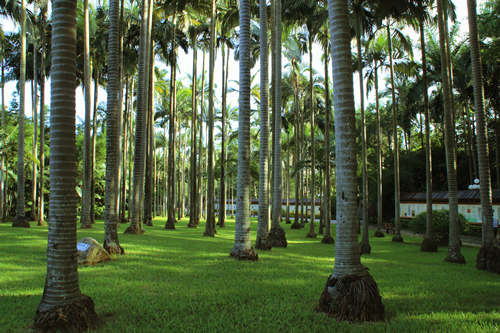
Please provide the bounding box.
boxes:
[0,218,499,332]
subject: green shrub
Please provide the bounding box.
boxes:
[409,210,466,245]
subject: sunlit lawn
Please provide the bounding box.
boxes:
[0,217,499,332]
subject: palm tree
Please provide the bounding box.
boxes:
[125,0,151,235]
[188,25,199,228]
[103,0,125,254]
[468,0,499,272]
[12,0,29,228]
[268,0,287,248]
[38,3,47,225]
[80,0,92,229]
[317,0,384,321]
[230,0,258,261]
[204,0,217,237]
[34,0,98,329]
[0,30,5,222]
[436,0,464,264]
[255,0,272,250]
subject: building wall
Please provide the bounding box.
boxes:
[400,202,500,223]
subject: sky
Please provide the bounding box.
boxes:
[0,1,483,127]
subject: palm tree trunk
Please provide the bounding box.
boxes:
[144,40,155,227]
[306,31,317,239]
[34,0,98,328]
[357,24,370,253]
[0,42,5,222]
[166,13,178,229]
[256,0,271,250]
[291,82,301,230]
[125,0,151,234]
[81,0,93,229]
[31,34,38,222]
[387,20,402,242]
[317,0,384,320]
[269,0,287,248]
[217,42,228,228]
[322,49,334,244]
[420,16,437,252]
[467,0,499,272]
[230,0,258,260]
[437,0,465,264]
[373,60,384,238]
[13,0,29,228]
[103,0,125,254]
[90,70,99,224]
[197,50,206,224]
[188,41,198,228]
[204,0,217,237]
[120,79,129,223]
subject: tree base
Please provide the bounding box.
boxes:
[420,237,438,252]
[306,231,317,238]
[374,229,385,238]
[165,218,176,230]
[187,223,197,228]
[359,242,371,255]
[291,221,302,229]
[392,234,404,243]
[255,236,272,250]
[203,230,215,237]
[476,245,500,274]
[12,216,30,228]
[34,295,98,333]
[316,273,385,321]
[321,234,334,244]
[124,224,144,234]
[269,226,288,248]
[80,224,92,229]
[145,219,153,227]
[103,240,124,255]
[230,247,259,261]
[444,249,466,264]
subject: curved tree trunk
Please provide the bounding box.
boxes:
[13,0,29,228]
[204,0,217,237]
[34,1,98,329]
[81,0,93,229]
[269,0,287,248]
[317,0,384,320]
[437,0,465,264]
[387,20,403,242]
[468,0,499,272]
[256,0,271,250]
[230,0,258,260]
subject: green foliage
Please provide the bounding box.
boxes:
[410,210,467,245]
[0,219,498,332]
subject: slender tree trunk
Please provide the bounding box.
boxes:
[144,40,155,227]
[34,0,98,329]
[198,50,206,223]
[306,31,317,239]
[468,0,499,272]
[357,23,370,253]
[31,33,38,222]
[317,0,384,320]
[437,0,465,264]
[218,42,228,228]
[373,60,384,238]
[103,0,125,254]
[420,17,437,252]
[0,41,5,221]
[204,0,217,237]
[269,0,287,247]
[13,0,29,227]
[188,41,198,228]
[291,81,301,230]
[387,20,402,242]
[256,0,271,250]
[322,49,334,244]
[81,0,93,229]
[125,0,151,234]
[230,0,258,260]
[120,79,129,223]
